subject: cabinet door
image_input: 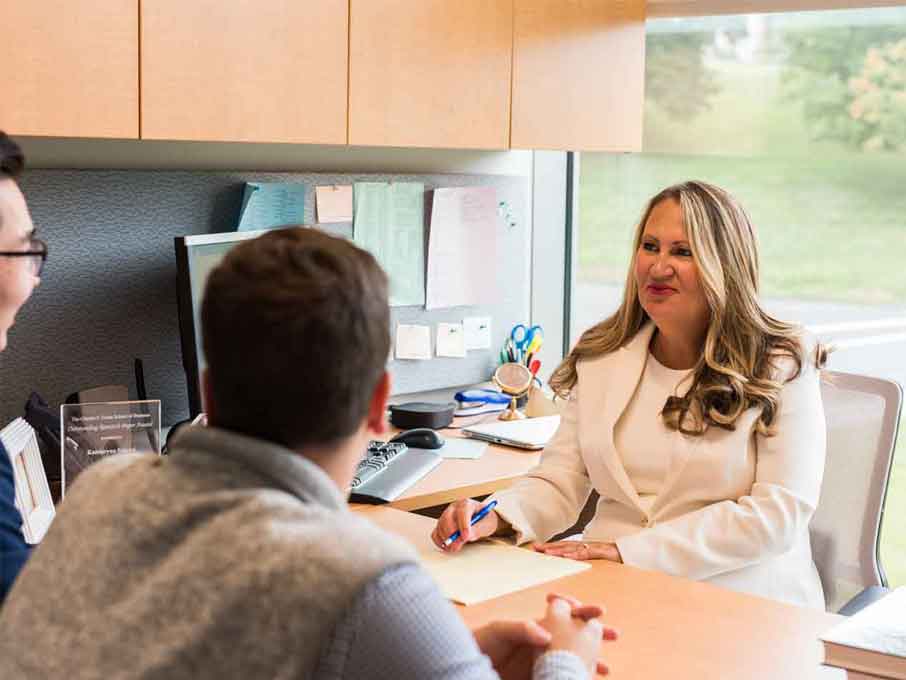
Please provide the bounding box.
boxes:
[142,0,347,144]
[349,0,512,150]
[0,1,138,139]
[512,0,645,151]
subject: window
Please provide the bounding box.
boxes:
[572,7,906,586]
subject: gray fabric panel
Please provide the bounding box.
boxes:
[1,170,529,426]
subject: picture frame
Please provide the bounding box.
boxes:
[0,417,55,544]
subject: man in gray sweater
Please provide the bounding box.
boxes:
[0,227,613,679]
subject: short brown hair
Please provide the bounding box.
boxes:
[0,131,25,232]
[201,227,390,449]
[0,131,24,179]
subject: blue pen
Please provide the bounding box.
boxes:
[444,500,498,547]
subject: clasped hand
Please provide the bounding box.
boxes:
[473,593,618,679]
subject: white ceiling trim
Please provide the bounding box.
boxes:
[647,0,906,18]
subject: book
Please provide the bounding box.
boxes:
[820,588,906,679]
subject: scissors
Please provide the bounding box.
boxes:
[510,324,543,362]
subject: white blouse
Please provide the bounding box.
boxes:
[613,352,692,511]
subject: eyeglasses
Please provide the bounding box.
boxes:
[0,237,47,276]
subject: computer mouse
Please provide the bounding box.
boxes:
[389,427,445,450]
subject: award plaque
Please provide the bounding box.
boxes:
[60,399,161,496]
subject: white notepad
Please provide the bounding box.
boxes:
[419,539,591,606]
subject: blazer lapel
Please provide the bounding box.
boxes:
[578,323,656,513]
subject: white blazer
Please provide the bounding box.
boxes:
[493,323,827,609]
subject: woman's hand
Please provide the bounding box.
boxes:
[431,498,500,552]
[472,593,617,679]
[534,540,623,563]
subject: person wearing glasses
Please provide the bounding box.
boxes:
[433,181,827,610]
[0,131,45,604]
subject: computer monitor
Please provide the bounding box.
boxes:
[174,229,273,417]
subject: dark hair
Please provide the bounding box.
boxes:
[0,132,25,178]
[201,227,391,449]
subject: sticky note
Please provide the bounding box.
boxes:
[396,324,432,360]
[436,323,466,358]
[315,185,353,223]
[464,317,492,351]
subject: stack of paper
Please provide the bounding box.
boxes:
[419,539,590,606]
[820,588,906,679]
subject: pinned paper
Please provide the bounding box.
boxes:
[395,324,432,360]
[463,317,492,351]
[436,323,466,358]
[236,182,306,231]
[315,185,353,223]
[426,187,500,310]
[354,182,425,307]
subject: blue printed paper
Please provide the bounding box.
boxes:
[236,182,307,231]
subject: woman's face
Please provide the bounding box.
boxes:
[635,198,710,338]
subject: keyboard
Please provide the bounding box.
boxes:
[351,440,408,489]
[349,440,442,504]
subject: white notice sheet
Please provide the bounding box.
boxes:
[463,316,492,350]
[436,322,466,358]
[426,187,500,310]
[395,324,432,360]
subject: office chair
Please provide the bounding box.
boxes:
[810,370,902,615]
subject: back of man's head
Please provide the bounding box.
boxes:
[201,227,390,450]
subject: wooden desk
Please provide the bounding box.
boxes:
[357,506,845,680]
[387,428,540,511]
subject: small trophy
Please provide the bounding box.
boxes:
[60,399,161,496]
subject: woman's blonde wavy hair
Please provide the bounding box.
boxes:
[550,181,825,437]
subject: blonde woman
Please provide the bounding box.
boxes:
[432,181,827,609]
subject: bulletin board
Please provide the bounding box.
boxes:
[9,169,530,426]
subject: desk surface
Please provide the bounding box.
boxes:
[357,506,845,680]
[387,427,540,511]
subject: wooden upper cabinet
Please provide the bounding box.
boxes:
[141,0,347,144]
[349,1,513,150]
[511,0,646,152]
[0,1,138,139]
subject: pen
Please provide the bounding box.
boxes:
[444,500,498,547]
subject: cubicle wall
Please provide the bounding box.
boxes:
[1,170,530,426]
